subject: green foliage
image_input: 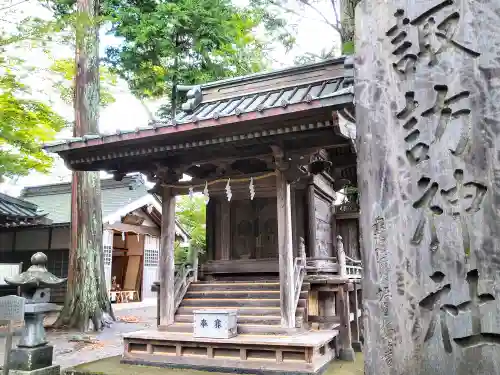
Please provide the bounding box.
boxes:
[50,58,117,107]
[176,195,207,254]
[174,241,187,264]
[46,0,294,119]
[102,0,277,118]
[343,185,359,204]
[0,16,67,180]
[342,41,355,55]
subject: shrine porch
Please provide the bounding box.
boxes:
[122,329,339,375]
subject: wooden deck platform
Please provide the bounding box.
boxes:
[122,329,340,374]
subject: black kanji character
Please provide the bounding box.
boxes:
[214,319,222,329]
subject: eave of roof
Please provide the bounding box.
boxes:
[198,56,347,89]
[44,85,353,155]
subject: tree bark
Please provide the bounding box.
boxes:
[54,0,114,331]
[339,0,359,54]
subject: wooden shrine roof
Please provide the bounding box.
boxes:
[44,57,355,180]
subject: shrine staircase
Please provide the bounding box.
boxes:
[162,279,311,334]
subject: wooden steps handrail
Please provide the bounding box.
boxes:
[293,238,307,314]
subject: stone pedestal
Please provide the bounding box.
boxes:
[355,0,500,374]
[9,346,53,371]
[9,364,60,375]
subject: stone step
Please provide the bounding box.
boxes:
[184,291,309,299]
[176,306,306,316]
[175,314,282,325]
[163,322,299,335]
[180,298,307,308]
[190,282,310,292]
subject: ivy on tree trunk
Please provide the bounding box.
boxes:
[54,0,114,331]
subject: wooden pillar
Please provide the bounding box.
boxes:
[336,282,354,361]
[291,186,298,254]
[351,285,362,352]
[219,200,231,260]
[277,170,295,329]
[159,186,176,326]
[330,204,337,255]
[306,183,317,258]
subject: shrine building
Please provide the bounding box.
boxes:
[45,56,362,374]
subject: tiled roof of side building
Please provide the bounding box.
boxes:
[0,192,44,220]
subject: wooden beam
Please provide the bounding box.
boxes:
[307,315,340,324]
[330,154,356,169]
[276,169,295,329]
[159,186,176,326]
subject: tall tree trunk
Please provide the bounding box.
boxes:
[54,0,114,331]
[339,0,359,54]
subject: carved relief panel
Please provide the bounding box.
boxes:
[315,196,332,258]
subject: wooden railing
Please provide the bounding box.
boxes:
[151,261,195,326]
[304,236,362,280]
[337,235,362,279]
[293,237,307,312]
[173,262,195,311]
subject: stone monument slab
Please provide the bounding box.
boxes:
[355,0,500,374]
[0,296,25,322]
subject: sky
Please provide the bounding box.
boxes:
[0,0,340,196]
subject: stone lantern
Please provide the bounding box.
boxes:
[5,252,66,375]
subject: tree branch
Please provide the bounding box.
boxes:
[298,0,341,34]
[0,0,30,12]
[329,0,341,32]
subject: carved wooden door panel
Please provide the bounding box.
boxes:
[255,198,278,259]
[231,200,255,259]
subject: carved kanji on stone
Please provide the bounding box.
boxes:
[411,176,443,249]
[417,269,499,352]
[444,270,498,349]
[440,169,487,256]
[398,86,472,166]
[397,92,430,166]
[418,272,453,353]
[421,86,471,156]
[386,1,480,76]
[441,170,488,216]
[214,319,222,329]
[200,319,208,328]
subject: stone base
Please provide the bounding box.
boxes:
[352,341,362,352]
[10,345,54,371]
[8,364,60,375]
[338,348,355,361]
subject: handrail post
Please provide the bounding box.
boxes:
[298,237,306,265]
[337,235,347,278]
